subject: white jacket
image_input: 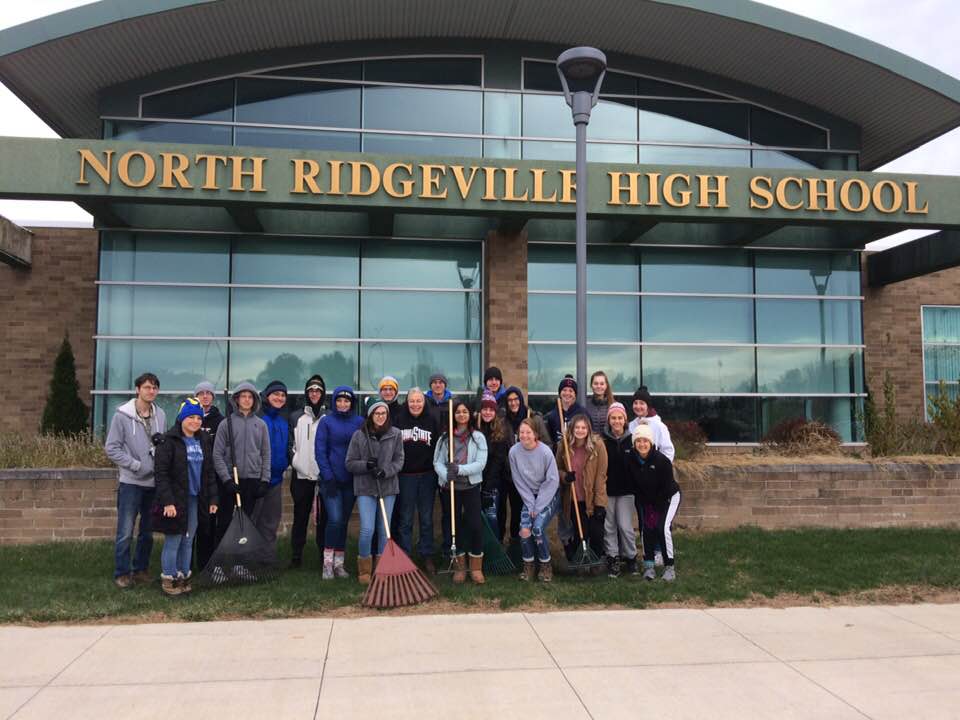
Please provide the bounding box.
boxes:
[628,414,675,461]
[291,407,324,480]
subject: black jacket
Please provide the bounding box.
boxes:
[481,436,510,494]
[626,446,680,508]
[544,402,587,447]
[601,429,634,497]
[200,405,224,439]
[396,405,439,475]
[153,427,219,534]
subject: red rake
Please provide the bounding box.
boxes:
[361,492,439,609]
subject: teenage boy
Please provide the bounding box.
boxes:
[425,372,452,430]
[105,372,167,589]
[544,375,586,446]
[482,366,507,402]
[377,375,403,423]
[194,380,224,437]
[289,374,328,569]
[192,380,228,571]
[213,382,271,519]
[258,379,292,545]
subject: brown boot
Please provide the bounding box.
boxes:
[160,575,183,597]
[538,561,553,583]
[357,556,373,586]
[468,554,485,584]
[423,557,437,576]
[452,555,467,584]
[519,560,535,582]
[179,573,193,594]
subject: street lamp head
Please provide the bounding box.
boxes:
[557,46,607,122]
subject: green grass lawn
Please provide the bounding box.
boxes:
[2,526,959,624]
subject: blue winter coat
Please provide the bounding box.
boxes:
[261,406,291,486]
[315,386,363,488]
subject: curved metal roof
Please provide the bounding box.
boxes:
[2,0,960,168]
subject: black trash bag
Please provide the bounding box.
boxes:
[196,507,278,587]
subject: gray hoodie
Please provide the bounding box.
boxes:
[345,425,404,497]
[212,382,271,484]
[104,398,168,488]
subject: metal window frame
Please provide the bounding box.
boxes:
[528,289,864,300]
[920,304,960,421]
[96,280,481,292]
[527,340,865,349]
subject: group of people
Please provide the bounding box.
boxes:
[104,366,681,596]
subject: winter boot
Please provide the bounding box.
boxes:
[333,551,349,579]
[179,572,193,594]
[606,555,621,578]
[642,561,656,581]
[661,565,676,582]
[519,560,535,582]
[357,556,373,586]
[538,560,553,583]
[322,549,335,580]
[624,557,640,575]
[160,575,183,597]
[468,554,485,584]
[452,554,467,584]
[423,557,437,576]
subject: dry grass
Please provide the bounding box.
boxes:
[0,432,111,469]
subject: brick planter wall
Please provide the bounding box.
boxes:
[2,463,959,544]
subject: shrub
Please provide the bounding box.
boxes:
[40,335,88,436]
[860,373,957,456]
[761,417,842,456]
[667,420,707,460]
[928,380,960,454]
[0,432,111,469]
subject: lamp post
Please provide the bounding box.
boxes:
[557,47,606,405]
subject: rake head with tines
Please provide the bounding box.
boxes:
[481,514,515,576]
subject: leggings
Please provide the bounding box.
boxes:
[639,491,681,566]
[441,483,483,557]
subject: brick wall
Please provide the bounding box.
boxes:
[3,463,958,544]
[0,227,98,433]
[862,257,960,421]
[484,228,528,392]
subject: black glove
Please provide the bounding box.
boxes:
[446,463,459,484]
[373,468,386,482]
[562,471,577,486]
[222,479,239,496]
[366,458,378,471]
[255,481,270,498]
[592,506,606,523]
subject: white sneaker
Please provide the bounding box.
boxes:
[661,566,676,582]
[321,562,334,580]
[654,551,664,567]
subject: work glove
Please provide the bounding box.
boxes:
[562,471,577,486]
[366,458,378,471]
[373,468,386,482]
[446,462,459,484]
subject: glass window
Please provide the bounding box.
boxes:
[96,340,227,391]
[362,291,480,340]
[757,348,864,394]
[752,149,856,171]
[232,237,359,286]
[761,396,862,443]
[235,127,360,152]
[98,286,228,337]
[94,394,187,438]
[141,80,234,121]
[257,61,362,80]
[589,247,640,291]
[364,57,482,87]
[362,240,480,289]
[99,233,230,283]
[757,299,862,345]
[926,383,959,419]
[527,345,641,393]
[236,78,360,128]
[528,245,639,292]
[523,61,563,93]
[639,145,751,167]
[229,341,357,389]
[755,251,861,296]
[638,100,748,144]
[363,87,482,134]
[635,77,721,99]
[750,108,826,149]
[923,346,960,383]
[653,396,758,442]
[923,306,960,417]
[528,295,640,342]
[106,120,233,146]
[483,92,521,159]
[641,249,751,294]
[922,307,960,343]
[359,342,479,392]
[231,289,358,338]
[643,297,754,343]
[363,133,483,157]
[642,347,755,393]
[523,94,636,142]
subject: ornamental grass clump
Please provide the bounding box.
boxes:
[0,432,111,469]
[761,418,842,456]
[667,420,708,460]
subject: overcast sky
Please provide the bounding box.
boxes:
[0,0,957,250]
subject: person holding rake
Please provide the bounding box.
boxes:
[555,413,607,569]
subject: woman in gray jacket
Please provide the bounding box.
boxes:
[345,400,404,585]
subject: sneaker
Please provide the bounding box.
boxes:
[661,566,676,582]
[321,562,334,580]
[643,565,656,581]
[210,566,228,585]
[624,557,639,575]
[606,555,621,578]
[654,551,664,567]
[114,574,134,590]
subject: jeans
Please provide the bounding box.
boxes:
[322,483,356,551]
[114,482,155,578]
[481,487,498,531]
[396,472,436,557]
[519,490,561,563]
[357,494,396,558]
[160,496,198,577]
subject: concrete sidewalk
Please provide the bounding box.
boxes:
[2,604,960,719]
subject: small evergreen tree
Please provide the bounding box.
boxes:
[40,335,89,436]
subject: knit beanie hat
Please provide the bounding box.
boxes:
[263,379,288,398]
[633,385,653,405]
[632,423,655,444]
[367,400,389,417]
[558,374,578,395]
[193,381,216,396]
[429,372,448,387]
[379,376,399,393]
[304,374,326,396]
[607,402,628,420]
[484,366,503,384]
[176,397,204,424]
[480,390,498,412]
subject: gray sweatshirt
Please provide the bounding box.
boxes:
[104,398,167,488]
[508,441,560,516]
[212,382,271,484]
[345,426,404,497]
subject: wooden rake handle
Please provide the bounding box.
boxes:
[557,398,586,543]
[448,398,456,540]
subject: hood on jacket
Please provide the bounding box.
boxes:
[425,387,453,404]
[331,385,357,416]
[115,398,164,433]
[230,381,262,415]
[503,386,527,418]
[304,374,326,415]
